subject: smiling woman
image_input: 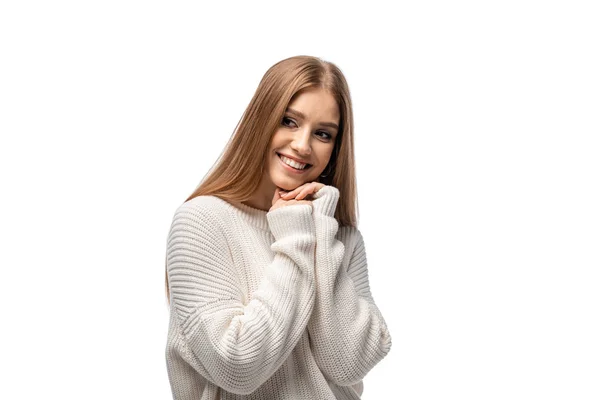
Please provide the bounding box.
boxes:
[164,55,392,400]
[247,86,341,207]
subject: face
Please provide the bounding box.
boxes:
[262,87,340,193]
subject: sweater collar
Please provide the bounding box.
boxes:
[224,198,270,231]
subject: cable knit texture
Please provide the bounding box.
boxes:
[165,185,392,399]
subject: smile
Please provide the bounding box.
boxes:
[277,153,312,174]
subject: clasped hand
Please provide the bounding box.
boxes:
[269,182,325,212]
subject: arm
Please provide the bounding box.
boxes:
[307,185,392,386]
[166,201,316,395]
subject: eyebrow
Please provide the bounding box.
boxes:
[285,107,339,130]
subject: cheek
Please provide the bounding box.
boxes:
[269,130,286,147]
[269,152,284,174]
[318,149,334,166]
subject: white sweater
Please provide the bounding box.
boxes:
[165,185,392,399]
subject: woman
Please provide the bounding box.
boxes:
[164,55,392,399]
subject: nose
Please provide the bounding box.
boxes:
[289,127,312,156]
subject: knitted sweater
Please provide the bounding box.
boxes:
[165,185,392,399]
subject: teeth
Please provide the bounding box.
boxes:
[279,154,309,170]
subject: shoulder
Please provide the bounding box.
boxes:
[169,195,233,238]
[175,195,232,219]
[336,225,365,250]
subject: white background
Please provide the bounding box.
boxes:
[1,1,599,399]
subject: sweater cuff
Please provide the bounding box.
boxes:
[266,204,314,240]
[311,185,340,218]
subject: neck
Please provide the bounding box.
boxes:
[243,173,277,212]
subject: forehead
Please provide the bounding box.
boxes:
[287,88,340,121]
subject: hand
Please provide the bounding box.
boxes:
[270,187,313,212]
[279,182,325,201]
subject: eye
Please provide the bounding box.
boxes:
[315,131,332,140]
[281,116,297,128]
[282,116,333,141]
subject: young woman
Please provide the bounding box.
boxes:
[164,55,392,399]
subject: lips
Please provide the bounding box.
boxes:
[277,152,312,166]
[277,153,312,172]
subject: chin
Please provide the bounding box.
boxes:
[274,179,301,191]
[272,173,314,190]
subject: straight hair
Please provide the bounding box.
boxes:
[165,55,359,304]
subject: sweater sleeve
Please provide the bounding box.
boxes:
[166,201,316,395]
[307,185,392,386]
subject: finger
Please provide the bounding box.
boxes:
[272,188,282,205]
[296,182,322,199]
[294,188,313,200]
[286,183,312,198]
[281,188,299,198]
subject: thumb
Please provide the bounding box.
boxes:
[272,187,282,206]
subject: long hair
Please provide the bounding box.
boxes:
[165,55,359,304]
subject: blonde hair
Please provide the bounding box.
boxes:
[165,55,359,304]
